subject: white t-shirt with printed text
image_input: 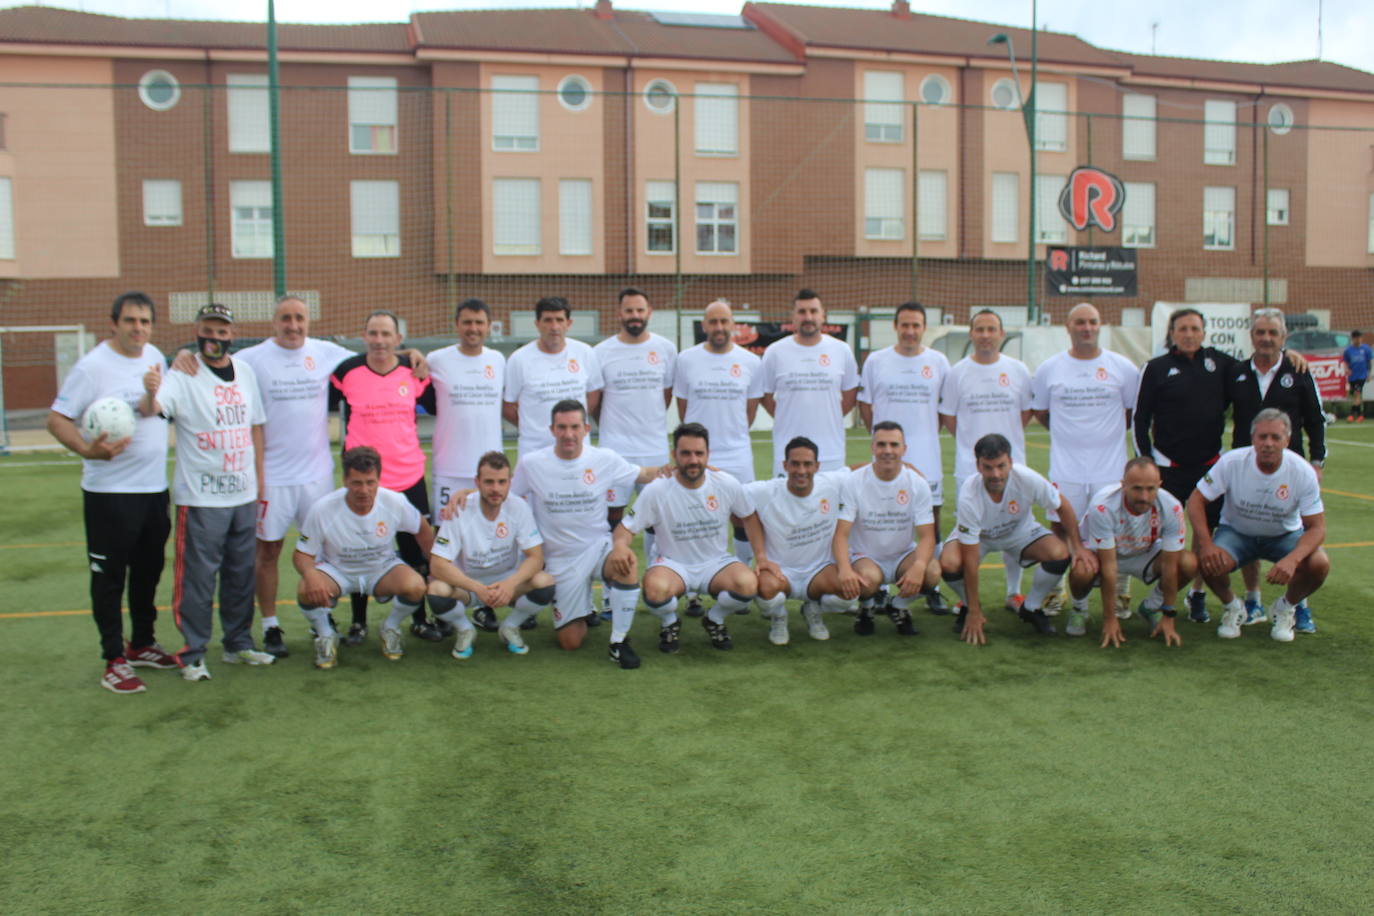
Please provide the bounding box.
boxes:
[858,346,951,483]
[838,464,934,562]
[431,490,541,577]
[295,486,421,578]
[428,345,506,479]
[624,469,754,564]
[759,335,860,469]
[954,464,1060,546]
[673,344,763,477]
[1031,349,1140,485]
[503,340,603,456]
[745,469,850,571]
[939,355,1032,484]
[1196,448,1323,536]
[236,337,353,486]
[1085,483,1186,558]
[510,444,639,561]
[51,340,169,494]
[594,333,676,459]
[157,356,266,508]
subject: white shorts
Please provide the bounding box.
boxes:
[1048,480,1115,528]
[945,524,1056,568]
[545,535,614,628]
[1089,548,1167,587]
[650,554,740,595]
[257,475,335,542]
[850,548,918,584]
[432,476,476,521]
[776,561,833,601]
[315,558,410,602]
[462,560,523,588]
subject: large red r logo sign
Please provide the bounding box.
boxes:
[1058,166,1125,233]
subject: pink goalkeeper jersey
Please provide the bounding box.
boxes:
[331,354,431,491]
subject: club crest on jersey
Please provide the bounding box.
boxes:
[304,355,316,371]
[1095,367,1109,381]
[1204,357,1217,372]
[819,353,831,367]
[730,363,742,378]
[397,384,409,397]
[896,489,910,505]
[998,373,1009,387]
[495,522,509,539]
[375,522,389,538]
[1276,484,1290,500]
[648,351,660,365]
[819,498,831,514]
[484,364,495,379]
[1280,375,1294,388]
[921,365,933,379]
[1007,500,1020,514]
[583,468,596,484]
[606,489,616,502]
[706,494,719,511]
[568,359,580,374]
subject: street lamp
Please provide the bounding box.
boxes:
[988,28,1039,325]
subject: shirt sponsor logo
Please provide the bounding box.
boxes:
[819,353,832,367]
[375,522,389,538]
[568,359,580,374]
[896,489,910,505]
[304,355,316,371]
[1007,500,1020,514]
[1276,484,1290,500]
[706,494,719,511]
[495,522,509,539]
[1095,367,1109,381]
[730,363,742,378]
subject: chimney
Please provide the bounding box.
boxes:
[594,0,614,21]
[892,0,912,18]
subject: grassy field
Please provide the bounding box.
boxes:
[3,427,1373,914]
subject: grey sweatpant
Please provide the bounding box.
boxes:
[173,502,258,665]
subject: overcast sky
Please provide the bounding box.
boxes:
[4,0,1371,74]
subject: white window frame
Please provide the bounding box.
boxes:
[864,168,904,241]
[1121,181,1155,248]
[694,82,739,157]
[1036,174,1069,243]
[917,169,947,241]
[645,180,676,254]
[1267,188,1290,227]
[863,71,904,142]
[1122,93,1156,161]
[492,75,539,152]
[1268,103,1294,135]
[643,78,677,115]
[227,73,270,154]
[1204,99,1236,165]
[559,178,593,256]
[138,70,181,112]
[557,75,593,113]
[142,180,183,227]
[1203,186,1236,250]
[990,78,1021,111]
[493,178,541,256]
[695,181,738,255]
[991,172,1019,244]
[348,76,398,155]
[350,180,400,258]
[1035,82,1068,152]
[230,180,273,259]
[0,177,13,259]
[919,74,951,106]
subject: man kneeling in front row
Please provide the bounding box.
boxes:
[427,451,554,658]
[1068,456,1197,648]
[293,446,435,667]
[1189,408,1328,642]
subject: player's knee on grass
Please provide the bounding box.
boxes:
[556,617,588,650]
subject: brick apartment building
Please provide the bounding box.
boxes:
[0,0,1372,406]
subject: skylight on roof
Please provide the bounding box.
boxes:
[647,12,753,30]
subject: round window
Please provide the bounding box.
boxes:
[643,79,678,115]
[990,77,1020,110]
[138,70,181,111]
[920,74,951,106]
[1267,103,1294,135]
[558,75,592,112]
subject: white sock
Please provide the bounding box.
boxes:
[1072,596,1089,612]
[261,614,280,632]
[1026,567,1061,611]
[384,599,419,631]
[1003,554,1023,596]
[501,603,536,630]
[645,596,678,625]
[298,605,335,637]
[758,593,786,620]
[946,577,968,603]
[607,584,640,644]
[819,594,852,614]
[1141,584,1164,610]
[1246,589,1263,605]
[711,591,751,622]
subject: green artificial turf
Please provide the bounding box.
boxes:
[2,429,1372,914]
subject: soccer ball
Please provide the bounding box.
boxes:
[81,397,137,443]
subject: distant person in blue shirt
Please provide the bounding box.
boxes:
[1342,330,1372,422]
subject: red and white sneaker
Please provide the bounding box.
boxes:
[101,658,147,695]
[125,642,182,669]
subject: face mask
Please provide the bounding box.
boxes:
[198,336,227,360]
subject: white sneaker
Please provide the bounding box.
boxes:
[314,634,339,669]
[768,613,790,646]
[498,622,529,654]
[451,627,476,660]
[181,661,211,682]
[1270,599,1296,643]
[222,648,276,666]
[1066,608,1089,637]
[1217,600,1245,639]
[801,601,829,640]
[380,626,404,660]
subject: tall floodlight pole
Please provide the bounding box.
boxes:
[267,0,286,296]
[989,20,1039,326]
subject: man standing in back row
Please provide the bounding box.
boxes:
[760,290,859,474]
[504,296,603,459]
